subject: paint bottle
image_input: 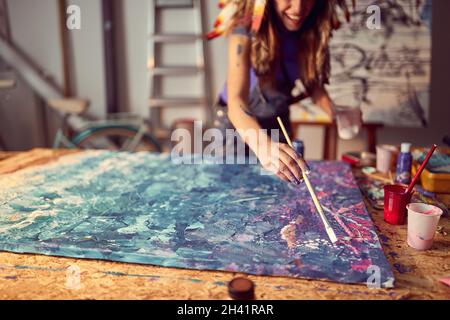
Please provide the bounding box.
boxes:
[395,143,413,184]
[292,139,305,158]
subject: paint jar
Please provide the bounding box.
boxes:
[395,143,413,184]
[228,277,255,300]
[407,203,443,250]
[376,145,399,174]
[292,139,305,158]
[383,184,411,225]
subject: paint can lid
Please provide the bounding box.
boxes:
[401,143,412,153]
[228,277,255,300]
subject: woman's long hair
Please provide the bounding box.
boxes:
[224,0,340,92]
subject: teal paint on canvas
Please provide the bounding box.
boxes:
[0,151,394,287]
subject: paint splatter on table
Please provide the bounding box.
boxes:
[0,150,395,288]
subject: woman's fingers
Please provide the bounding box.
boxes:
[280,144,309,174]
[277,146,303,183]
[278,163,299,184]
[258,142,307,184]
[275,170,292,183]
[264,160,297,184]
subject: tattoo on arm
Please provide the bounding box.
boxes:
[235,44,242,68]
[236,44,243,67]
[237,44,243,56]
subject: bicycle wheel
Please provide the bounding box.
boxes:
[72,125,162,152]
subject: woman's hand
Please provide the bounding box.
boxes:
[256,141,307,184]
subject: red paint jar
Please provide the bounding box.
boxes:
[383,184,412,225]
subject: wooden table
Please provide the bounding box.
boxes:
[0,149,448,300]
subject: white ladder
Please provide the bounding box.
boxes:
[148,0,213,141]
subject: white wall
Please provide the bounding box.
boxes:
[118,0,149,116]
[67,0,106,118]
[0,0,106,150]
[7,0,64,89]
[1,0,63,149]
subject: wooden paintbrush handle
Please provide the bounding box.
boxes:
[276,117,310,173]
[302,172,331,228]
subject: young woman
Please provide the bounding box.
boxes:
[210,0,352,184]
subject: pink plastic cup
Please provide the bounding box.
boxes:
[407,203,443,250]
[376,145,398,174]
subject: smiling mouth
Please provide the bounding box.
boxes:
[284,14,302,24]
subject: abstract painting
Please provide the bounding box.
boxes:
[0,151,394,287]
[328,0,432,127]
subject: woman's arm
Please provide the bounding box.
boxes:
[227,34,268,155]
[310,86,334,119]
[226,34,304,183]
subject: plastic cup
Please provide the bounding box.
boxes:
[376,145,398,174]
[383,184,411,225]
[407,203,443,250]
[333,94,363,140]
[334,106,362,140]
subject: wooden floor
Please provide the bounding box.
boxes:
[0,149,448,300]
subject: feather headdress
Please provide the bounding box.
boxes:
[207,0,269,40]
[207,0,357,40]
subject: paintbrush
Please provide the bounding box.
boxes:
[277,117,338,244]
[405,144,437,195]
